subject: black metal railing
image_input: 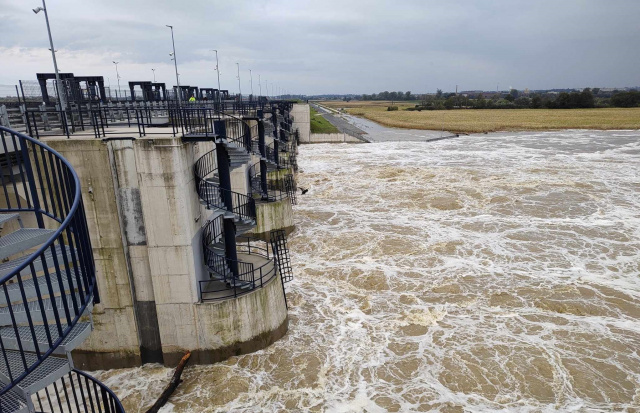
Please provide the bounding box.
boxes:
[194,149,256,221]
[200,219,277,301]
[22,101,278,141]
[265,142,278,165]
[248,162,291,203]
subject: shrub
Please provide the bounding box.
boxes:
[387,106,398,111]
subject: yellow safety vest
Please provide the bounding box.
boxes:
[189,96,196,102]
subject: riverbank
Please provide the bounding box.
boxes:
[320,101,640,133]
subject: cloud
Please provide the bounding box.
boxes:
[1,0,639,94]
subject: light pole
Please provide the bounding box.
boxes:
[249,69,253,100]
[236,63,241,100]
[167,25,181,105]
[152,68,156,82]
[33,0,66,110]
[258,74,262,98]
[211,50,221,100]
[112,61,121,100]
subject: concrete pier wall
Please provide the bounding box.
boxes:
[252,198,295,240]
[308,133,364,143]
[44,136,292,369]
[291,104,310,143]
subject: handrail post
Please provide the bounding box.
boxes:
[19,139,45,228]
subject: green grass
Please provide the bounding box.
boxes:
[310,107,340,134]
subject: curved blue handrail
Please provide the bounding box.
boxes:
[0,126,98,397]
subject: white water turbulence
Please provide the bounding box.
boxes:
[96,130,640,412]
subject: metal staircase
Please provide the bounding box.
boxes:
[190,105,296,301]
[0,126,123,412]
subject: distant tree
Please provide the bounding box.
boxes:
[510,89,519,99]
[611,90,640,107]
[444,96,455,109]
[405,91,412,100]
[505,94,515,102]
[592,88,600,96]
[531,94,542,109]
[578,88,595,108]
[436,89,443,99]
[475,94,486,109]
[514,96,531,108]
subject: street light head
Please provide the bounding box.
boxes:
[112,61,119,65]
[32,7,44,14]
[166,25,172,28]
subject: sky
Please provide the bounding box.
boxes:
[1,0,639,95]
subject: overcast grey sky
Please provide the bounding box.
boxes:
[1,0,639,94]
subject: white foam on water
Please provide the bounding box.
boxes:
[95,130,640,412]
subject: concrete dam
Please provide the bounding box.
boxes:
[0,70,310,412]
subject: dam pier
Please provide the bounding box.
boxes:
[0,70,309,411]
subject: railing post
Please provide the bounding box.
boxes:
[215,142,233,210]
[274,138,279,167]
[19,138,45,228]
[260,159,268,197]
[258,119,266,158]
[223,218,239,277]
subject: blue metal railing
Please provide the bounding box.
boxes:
[0,126,123,411]
[33,369,125,413]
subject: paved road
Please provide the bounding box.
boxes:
[310,103,369,141]
[312,103,459,142]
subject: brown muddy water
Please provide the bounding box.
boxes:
[96,130,640,412]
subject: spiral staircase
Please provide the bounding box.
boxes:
[0,126,124,412]
[188,104,296,301]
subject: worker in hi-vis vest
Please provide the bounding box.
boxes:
[189,95,196,103]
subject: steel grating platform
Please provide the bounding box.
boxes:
[0,385,29,413]
[0,213,20,227]
[0,229,55,261]
[0,294,92,326]
[0,322,91,355]
[0,246,75,278]
[0,268,81,306]
[0,350,70,397]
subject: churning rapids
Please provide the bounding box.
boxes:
[97,130,640,412]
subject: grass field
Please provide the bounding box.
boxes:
[310,107,339,133]
[318,101,640,133]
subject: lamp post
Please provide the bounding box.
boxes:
[236,63,241,100]
[112,61,121,100]
[258,74,262,98]
[152,68,156,82]
[249,69,253,100]
[33,0,66,110]
[166,25,181,105]
[211,49,221,101]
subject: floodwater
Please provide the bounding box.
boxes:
[96,130,640,412]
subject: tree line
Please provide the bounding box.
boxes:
[359,91,415,101]
[408,89,640,110]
